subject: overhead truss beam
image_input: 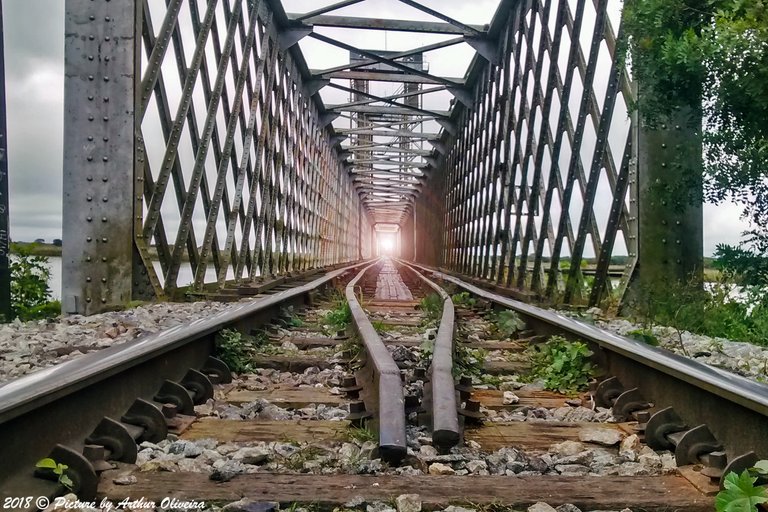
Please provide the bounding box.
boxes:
[289,14,487,35]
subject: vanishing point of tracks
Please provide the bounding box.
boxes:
[1,257,767,511]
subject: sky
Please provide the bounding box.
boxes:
[1,0,752,255]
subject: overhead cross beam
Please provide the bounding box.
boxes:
[326,104,450,117]
[291,14,487,35]
[326,83,450,118]
[330,85,446,110]
[309,32,464,88]
[316,70,465,84]
[337,128,440,139]
[345,145,433,156]
[312,37,465,76]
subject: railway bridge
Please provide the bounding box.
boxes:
[59,0,702,315]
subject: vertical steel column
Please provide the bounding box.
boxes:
[62,0,138,314]
[629,110,703,297]
[0,1,10,320]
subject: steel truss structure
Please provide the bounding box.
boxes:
[62,0,374,314]
[416,0,701,306]
[62,0,702,314]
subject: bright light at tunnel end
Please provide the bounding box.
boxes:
[378,237,394,253]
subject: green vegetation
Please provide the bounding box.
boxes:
[454,345,488,379]
[280,305,304,328]
[10,241,62,257]
[624,1,768,221]
[214,328,282,373]
[623,1,768,314]
[526,336,596,395]
[632,278,768,348]
[346,425,376,443]
[451,291,476,308]
[279,445,329,471]
[324,295,352,332]
[35,458,73,491]
[419,293,443,325]
[370,319,392,334]
[8,244,60,322]
[626,328,660,347]
[715,460,768,512]
[488,309,525,339]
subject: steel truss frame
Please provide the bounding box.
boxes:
[427,0,639,305]
[62,0,373,313]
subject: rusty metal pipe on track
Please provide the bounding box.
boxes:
[345,259,407,463]
[396,259,459,451]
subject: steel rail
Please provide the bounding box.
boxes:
[396,260,459,451]
[409,263,768,462]
[0,260,371,499]
[345,259,407,463]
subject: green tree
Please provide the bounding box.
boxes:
[9,244,60,321]
[623,0,768,231]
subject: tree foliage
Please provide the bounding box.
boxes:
[9,244,60,321]
[623,0,768,230]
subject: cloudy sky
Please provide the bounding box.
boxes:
[1,0,751,255]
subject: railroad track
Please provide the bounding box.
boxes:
[1,258,767,511]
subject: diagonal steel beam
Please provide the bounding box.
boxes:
[292,0,366,22]
[395,0,484,36]
[310,32,464,87]
[293,14,486,35]
[312,37,465,76]
[327,83,449,118]
[331,84,446,110]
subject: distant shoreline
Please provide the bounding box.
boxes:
[10,242,62,257]
[9,242,169,261]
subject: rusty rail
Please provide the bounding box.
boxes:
[0,260,370,500]
[409,262,768,482]
[345,259,407,463]
[397,259,459,450]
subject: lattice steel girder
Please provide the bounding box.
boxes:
[62,0,138,315]
[290,14,486,35]
[316,70,465,84]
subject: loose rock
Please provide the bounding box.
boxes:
[428,462,455,475]
[395,494,422,512]
[578,427,623,446]
[528,503,558,512]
